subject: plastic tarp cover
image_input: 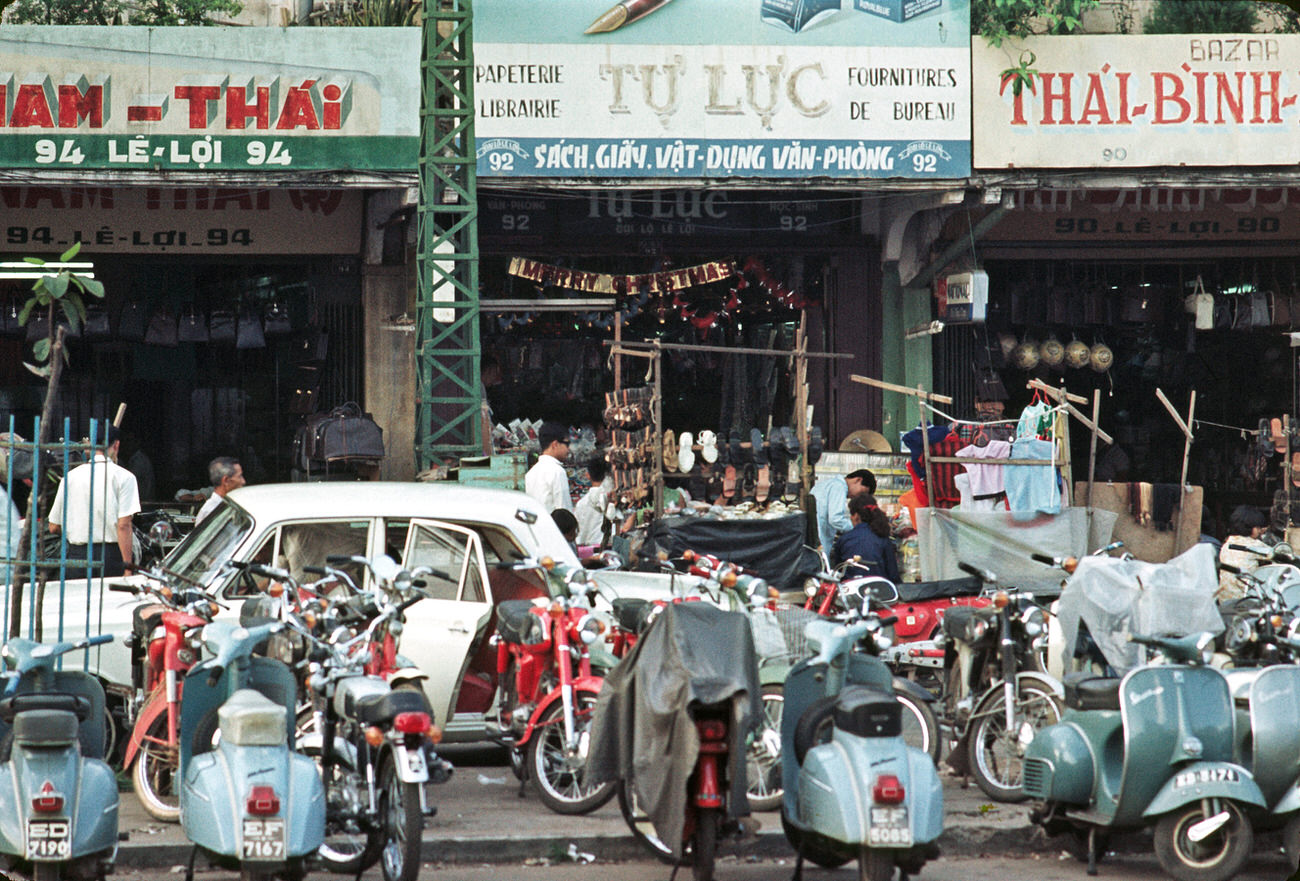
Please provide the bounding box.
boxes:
[586,602,761,857]
[916,507,1118,596]
[649,513,821,592]
[1055,543,1224,675]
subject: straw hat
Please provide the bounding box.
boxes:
[1064,339,1091,369]
[1012,340,1040,370]
[1040,337,1065,368]
[1089,342,1114,373]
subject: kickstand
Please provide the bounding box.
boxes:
[792,848,804,881]
[183,846,198,881]
[669,861,682,881]
[1086,828,1099,877]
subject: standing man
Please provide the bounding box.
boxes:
[809,468,875,555]
[525,422,574,513]
[49,425,140,577]
[195,457,245,525]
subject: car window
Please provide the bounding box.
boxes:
[404,522,486,602]
[165,503,253,586]
[279,520,371,587]
[226,532,276,597]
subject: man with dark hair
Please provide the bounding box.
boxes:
[195,456,245,525]
[49,424,140,577]
[525,422,573,513]
[575,454,613,548]
[809,466,875,554]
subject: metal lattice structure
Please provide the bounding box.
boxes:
[417,0,481,468]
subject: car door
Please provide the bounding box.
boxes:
[401,519,493,727]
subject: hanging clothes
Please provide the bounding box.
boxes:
[1005,437,1060,514]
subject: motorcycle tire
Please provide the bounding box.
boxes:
[792,689,939,766]
[131,711,181,822]
[780,812,850,869]
[967,681,1063,803]
[1282,812,1300,871]
[378,751,423,881]
[32,864,59,881]
[527,689,617,815]
[1153,800,1252,881]
[692,807,719,881]
[618,779,678,865]
[299,737,383,874]
[858,846,893,881]
[745,684,784,812]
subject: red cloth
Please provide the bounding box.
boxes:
[929,434,967,508]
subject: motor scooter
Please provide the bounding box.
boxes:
[178,618,325,881]
[1025,631,1264,881]
[780,597,943,881]
[0,633,120,881]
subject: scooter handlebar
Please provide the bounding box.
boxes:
[957,561,998,584]
[206,665,224,688]
[108,582,140,594]
[1030,553,1057,566]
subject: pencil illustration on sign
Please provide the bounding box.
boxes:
[587,0,675,34]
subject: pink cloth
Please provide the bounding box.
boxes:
[956,440,1012,498]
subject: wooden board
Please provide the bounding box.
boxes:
[1075,483,1203,562]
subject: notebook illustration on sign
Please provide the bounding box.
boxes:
[760,0,842,32]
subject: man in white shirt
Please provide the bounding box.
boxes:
[575,454,613,548]
[525,422,573,514]
[49,425,141,577]
[195,457,246,525]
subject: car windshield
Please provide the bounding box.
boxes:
[163,502,253,586]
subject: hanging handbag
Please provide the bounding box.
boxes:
[177,304,209,343]
[83,304,112,340]
[118,301,147,342]
[236,306,266,349]
[144,307,179,347]
[0,300,23,337]
[26,313,80,343]
[263,300,292,336]
[208,308,237,344]
[290,326,329,365]
[288,386,318,415]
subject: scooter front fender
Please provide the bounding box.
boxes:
[123,688,170,768]
[1142,762,1265,819]
[1271,781,1300,816]
[516,676,603,748]
[0,750,120,861]
[1016,670,1065,699]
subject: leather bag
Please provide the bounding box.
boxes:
[177,305,209,343]
[209,309,237,345]
[83,304,112,340]
[118,301,148,342]
[236,307,266,349]
[263,300,292,336]
[144,308,179,347]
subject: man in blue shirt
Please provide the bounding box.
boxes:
[809,468,875,554]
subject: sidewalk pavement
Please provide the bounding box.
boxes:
[113,750,1132,870]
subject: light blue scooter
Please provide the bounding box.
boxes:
[179,620,325,881]
[781,609,944,881]
[0,634,120,881]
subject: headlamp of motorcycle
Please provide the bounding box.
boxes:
[963,618,988,644]
[1225,617,1254,652]
[804,578,819,598]
[1020,606,1046,639]
[872,631,893,652]
[577,613,604,645]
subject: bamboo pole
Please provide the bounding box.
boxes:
[850,374,953,405]
[653,341,663,520]
[1087,389,1101,543]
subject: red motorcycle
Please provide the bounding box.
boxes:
[114,578,219,822]
[493,557,616,815]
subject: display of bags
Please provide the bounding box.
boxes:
[118,301,148,342]
[177,305,209,343]
[144,308,178,347]
[295,402,385,469]
[263,300,292,336]
[83,304,112,340]
[209,308,237,344]
[236,306,266,349]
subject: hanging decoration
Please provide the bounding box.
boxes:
[507,257,738,295]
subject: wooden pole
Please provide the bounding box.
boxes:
[613,313,622,391]
[919,384,935,510]
[652,341,663,520]
[795,313,810,502]
[1087,389,1101,545]
[850,374,953,405]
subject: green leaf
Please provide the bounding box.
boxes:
[22,362,50,379]
[44,273,69,300]
[58,241,82,263]
[60,300,82,334]
[22,256,45,266]
[32,337,49,360]
[17,299,35,325]
[81,278,105,299]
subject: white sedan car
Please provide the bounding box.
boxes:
[47,482,693,744]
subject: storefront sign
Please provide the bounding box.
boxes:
[508,257,736,295]
[975,35,1300,168]
[475,0,970,180]
[982,187,1300,242]
[0,27,419,172]
[0,186,360,254]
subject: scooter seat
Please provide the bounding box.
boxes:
[13,708,79,747]
[496,600,546,646]
[1063,673,1121,711]
[0,692,91,724]
[357,687,433,727]
[833,685,902,738]
[133,602,168,638]
[611,597,651,635]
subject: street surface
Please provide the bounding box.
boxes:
[107,851,1296,881]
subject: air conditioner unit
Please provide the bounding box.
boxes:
[944,270,988,324]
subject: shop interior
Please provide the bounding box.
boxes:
[0,256,361,501]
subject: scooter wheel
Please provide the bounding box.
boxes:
[858,846,893,881]
[527,689,616,815]
[1284,812,1300,871]
[1153,800,1252,881]
[780,813,850,869]
[131,712,181,822]
[745,684,784,812]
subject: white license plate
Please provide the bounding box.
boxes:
[26,819,71,860]
[867,807,912,847]
[242,818,285,860]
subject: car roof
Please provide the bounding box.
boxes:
[224,481,549,525]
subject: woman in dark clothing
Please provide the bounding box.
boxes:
[832,493,900,584]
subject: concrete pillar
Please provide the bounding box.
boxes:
[362,264,417,481]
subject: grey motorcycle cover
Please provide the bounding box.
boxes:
[586,601,761,857]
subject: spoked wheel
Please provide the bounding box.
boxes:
[967,682,1063,803]
[692,808,719,881]
[33,864,60,881]
[618,779,677,865]
[1284,812,1300,871]
[858,846,894,881]
[746,684,784,812]
[527,689,617,815]
[378,752,424,881]
[1153,800,1252,881]
[793,690,940,766]
[131,711,181,822]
